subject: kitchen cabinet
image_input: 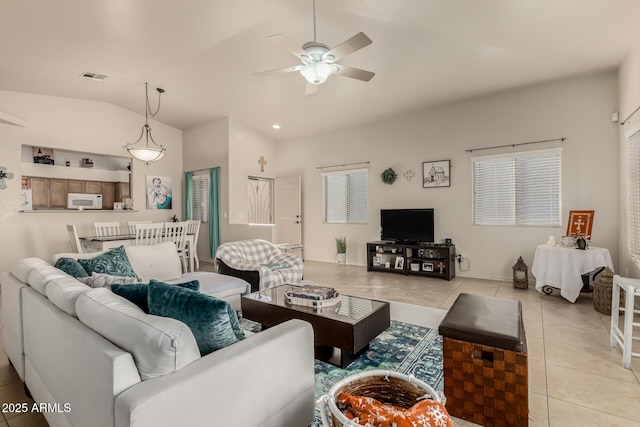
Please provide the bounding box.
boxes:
[29,177,49,208]
[85,181,102,194]
[101,182,116,210]
[49,179,68,208]
[68,180,85,193]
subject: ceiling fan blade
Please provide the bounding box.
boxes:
[305,82,319,95]
[333,64,375,82]
[254,65,303,78]
[268,34,307,59]
[323,32,372,63]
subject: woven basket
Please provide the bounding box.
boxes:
[317,370,442,427]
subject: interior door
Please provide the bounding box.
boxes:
[274,176,302,246]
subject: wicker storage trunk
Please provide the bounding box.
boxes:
[439,293,528,427]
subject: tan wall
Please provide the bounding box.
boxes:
[276,72,620,281]
[0,91,183,272]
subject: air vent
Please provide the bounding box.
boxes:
[79,72,107,81]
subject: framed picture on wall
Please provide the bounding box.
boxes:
[146,176,173,209]
[423,160,450,188]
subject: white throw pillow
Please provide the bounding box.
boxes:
[125,242,182,282]
[76,288,200,380]
[77,272,141,288]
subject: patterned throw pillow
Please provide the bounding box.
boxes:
[148,280,245,356]
[111,279,200,313]
[337,393,453,427]
[78,246,137,278]
[54,257,90,278]
[77,272,141,288]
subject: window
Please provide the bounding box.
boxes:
[628,128,640,261]
[322,169,368,223]
[472,148,561,226]
[247,176,273,224]
[191,173,210,222]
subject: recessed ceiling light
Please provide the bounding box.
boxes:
[272,124,281,129]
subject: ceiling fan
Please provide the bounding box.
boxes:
[254,0,375,95]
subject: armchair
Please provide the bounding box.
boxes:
[215,239,303,292]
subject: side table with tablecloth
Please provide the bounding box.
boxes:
[531,244,614,303]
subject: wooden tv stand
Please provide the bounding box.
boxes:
[366,241,455,281]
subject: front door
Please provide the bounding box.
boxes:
[274,176,302,249]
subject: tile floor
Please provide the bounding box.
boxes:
[0,260,638,426]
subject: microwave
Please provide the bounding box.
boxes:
[67,193,102,210]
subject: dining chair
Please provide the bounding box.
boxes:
[66,224,84,253]
[163,221,188,272]
[135,223,164,246]
[127,220,152,235]
[611,275,640,369]
[185,219,201,270]
[94,222,121,237]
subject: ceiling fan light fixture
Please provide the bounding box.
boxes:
[300,62,334,85]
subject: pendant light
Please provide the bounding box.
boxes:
[124,82,166,165]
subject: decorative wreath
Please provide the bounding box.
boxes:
[0,166,14,190]
[381,168,397,185]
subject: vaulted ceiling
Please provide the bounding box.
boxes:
[2,0,639,140]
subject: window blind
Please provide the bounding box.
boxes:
[192,174,209,223]
[472,148,561,226]
[628,129,640,260]
[322,169,368,223]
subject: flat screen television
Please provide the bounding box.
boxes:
[380,209,434,243]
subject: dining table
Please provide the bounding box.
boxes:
[80,233,196,272]
[531,244,614,303]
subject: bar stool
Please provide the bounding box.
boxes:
[610,275,640,369]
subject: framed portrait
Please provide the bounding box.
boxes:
[394,256,404,270]
[422,262,434,272]
[566,210,595,238]
[146,176,173,209]
[423,160,450,188]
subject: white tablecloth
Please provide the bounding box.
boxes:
[531,244,614,303]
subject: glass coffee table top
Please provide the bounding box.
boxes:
[244,284,388,324]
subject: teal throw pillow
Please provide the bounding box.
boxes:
[54,257,89,278]
[78,246,137,278]
[148,280,245,356]
[112,279,200,313]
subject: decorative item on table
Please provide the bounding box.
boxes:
[422,159,451,188]
[561,236,577,248]
[381,167,398,184]
[422,262,434,272]
[317,370,451,427]
[372,255,382,267]
[546,235,556,246]
[336,237,347,264]
[444,237,452,245]
[576,236,588,250]
[123,198,134,210]
[512,256,529,289]
[113,202,124,211]
[284,285,340,308]
[394,256,404,269]
[566,209,594,239]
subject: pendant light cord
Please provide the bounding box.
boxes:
[145,82,163,119]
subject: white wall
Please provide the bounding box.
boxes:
[276,72,620,281]
[0,91,183,272]
[617,45,640,278]
[227,118,278,228]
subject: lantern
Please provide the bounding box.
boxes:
[513,256,529,289]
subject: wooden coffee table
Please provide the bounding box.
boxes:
[241,285,390,368]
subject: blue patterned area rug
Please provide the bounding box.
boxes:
[240,318,444,425]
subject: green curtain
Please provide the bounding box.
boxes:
[184,171,193,220]
[209,167,220,258]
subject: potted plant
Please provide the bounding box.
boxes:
[336,237,347,264]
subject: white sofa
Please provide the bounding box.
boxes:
[0,243,315,427]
